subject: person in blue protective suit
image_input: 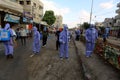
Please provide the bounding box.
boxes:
[59,24,69,59]
[85,24,98,57]
[30,26,40,57]
[105,27,110,38]
[3,23,14,59]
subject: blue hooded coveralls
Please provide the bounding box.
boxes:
[85,24,98,57]
[4,23,14,56]
[59,25,69,58]
[32,26,40,53]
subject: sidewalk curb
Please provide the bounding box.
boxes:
[72,37,88,80]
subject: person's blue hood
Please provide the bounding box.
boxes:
[33,26,37,31]
[63,24,68,31]
[4,23,10,30]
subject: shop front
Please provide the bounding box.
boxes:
[0,0,23,28]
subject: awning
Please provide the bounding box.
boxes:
[4,14,20,23]
[40,21,48,25]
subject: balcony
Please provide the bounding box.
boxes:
[39,1,43,8]
[116,8,120,14]
[114,23,120,27]
[0,0,23,14]
[115,15,120,19]
[117,2,120,7]
[114,19,120,26]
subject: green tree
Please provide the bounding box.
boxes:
[81,22,90,29]
[42,10,56,26]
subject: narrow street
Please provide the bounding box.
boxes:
[0,34,84,80]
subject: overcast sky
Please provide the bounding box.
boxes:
[40,0,119,28]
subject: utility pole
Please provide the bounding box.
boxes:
[89,0,94,24]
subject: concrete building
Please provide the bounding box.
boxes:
[103,18,114,28]
[95,22,104,27]
[17,0,44,24]
[54,15,63,28]
[115,2,120,28]
[0,0,23,27]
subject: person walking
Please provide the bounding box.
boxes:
[55,28,62,50]
[20,27,27,46]
[102,28,107,42]
[75,28,81,41]
[42,27,48,47]
[59,24,69,59]
[3,23,14,59]
[15,28,20,40]
[105,27,110,38]
[30,26,40,57]
[117,29,120,39]
[85,24,98,57]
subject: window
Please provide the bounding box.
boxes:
[39,14,43,18]
[26,1,31,5]
[33,3,36,7]
[39,6,43,10]
[19,1,24,5]
[33,14,36,18]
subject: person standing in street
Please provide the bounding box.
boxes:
[75,28,81,41]
[20,27,27,46]
[59,24,69,59]
[15,28,20,40]
[55,28,61,50]
[3,23,14,59]
[30,26,40,57]
[102,28,107,42]
[85,24,98,57]
[117,29,120,39]
[42,26,48,47]
[105,27,110,38]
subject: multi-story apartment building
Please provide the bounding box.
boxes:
[115,2,120,28]
[17,0,43,24]
[103,18,114,27]
[95,22,104,27]
[54,15,63,28]
[0,0,23,27]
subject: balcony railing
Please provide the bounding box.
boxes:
[116,8,120,14]
[115,15,120,19]
[117,2,120,7]
[114,23,120,27]
[39,1,43,8]
[0,0,23,13]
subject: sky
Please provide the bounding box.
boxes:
[40,0,120,28]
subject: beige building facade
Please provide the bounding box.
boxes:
[115,2,120,27]
[103,18,114,27]
[95,22,104,27]
[17,0,43,24]
[0,0,23,27]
